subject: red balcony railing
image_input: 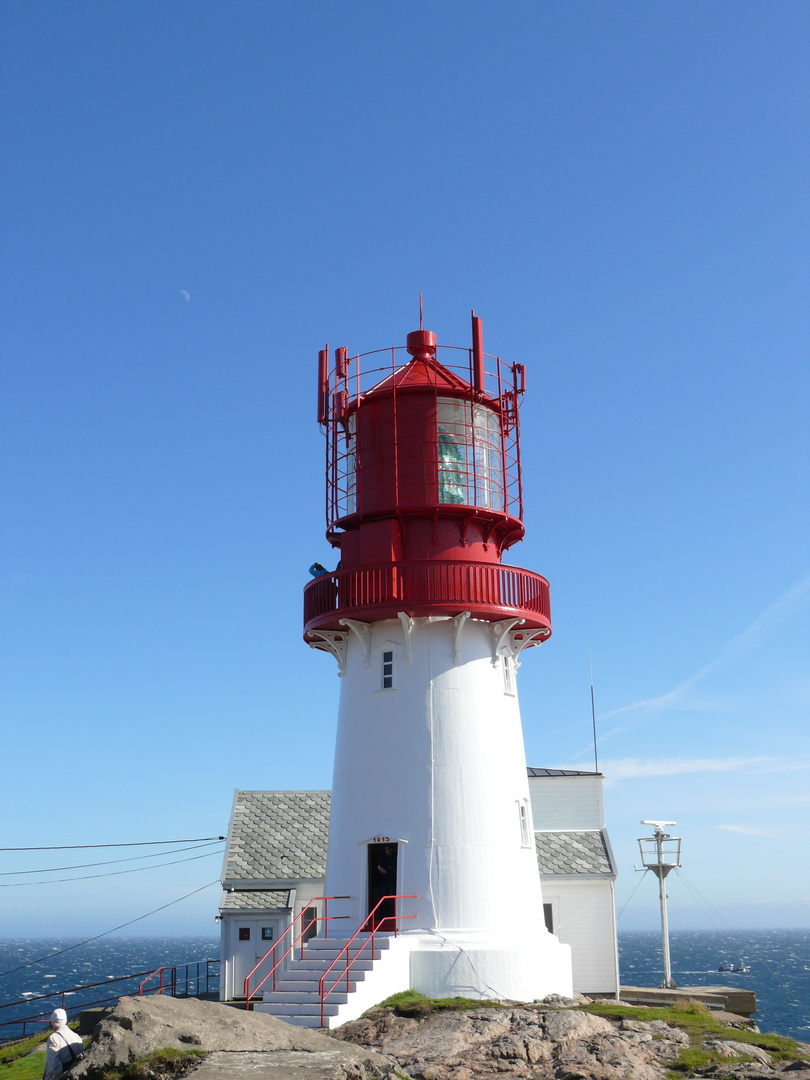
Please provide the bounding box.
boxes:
[304,560,551,634]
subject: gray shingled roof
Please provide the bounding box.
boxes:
[220,889,292,911]
[223,791,330,885]
[535,830,614,876]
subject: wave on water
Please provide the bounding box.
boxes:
[619,929,810,1043]
[2,931,808,1044]
[0,937,218,1039]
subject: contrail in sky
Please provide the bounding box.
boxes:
[594,573,810,744]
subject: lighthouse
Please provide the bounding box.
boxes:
[304,312,573,1003]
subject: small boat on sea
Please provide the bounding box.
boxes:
[718,959,750,974]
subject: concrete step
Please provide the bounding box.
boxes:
[270,976,362,994]
[279,958,376,975]
[306,935,392,954]
[262,1013,324,1028]
[257,1000,341,1017]
[261,990,351,1006]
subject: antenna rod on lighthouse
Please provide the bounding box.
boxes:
[589,651,598,774]
[471,310,485,393]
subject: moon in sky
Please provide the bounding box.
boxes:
[180,290,190,302]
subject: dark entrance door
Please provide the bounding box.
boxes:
[366,842,398,930]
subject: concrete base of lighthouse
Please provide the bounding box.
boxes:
[405,929,573,1002]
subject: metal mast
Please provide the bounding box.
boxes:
[637,820,681,989]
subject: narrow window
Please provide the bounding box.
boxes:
[302,906,318,943]
[518,800,531,847]
[382,650,394,690]
[503,656,516,695]
[543,903,554,934]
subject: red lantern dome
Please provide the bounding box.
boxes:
[304,312,550,638]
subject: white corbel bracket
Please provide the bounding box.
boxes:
[305,630,349,675]
[491,618,525,665]
[509,627,551,666]
[397,612,415,664]
[452,611,472,665]
[339,618,372,667]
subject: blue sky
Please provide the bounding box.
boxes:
[1,2,808,942]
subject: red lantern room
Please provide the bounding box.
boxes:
[304,312,551,639]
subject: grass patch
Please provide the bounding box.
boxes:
[582,999,808,1075]
[665,1045,757,1075]
[98,1048,207,1080]
[376,991,491,1018]
[0,1053,48,1080]
[0,1033,49,1066]
[1,1030,59,1080]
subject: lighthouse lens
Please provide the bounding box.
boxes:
[437,398,504,510]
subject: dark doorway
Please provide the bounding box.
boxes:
[366,842,398,930]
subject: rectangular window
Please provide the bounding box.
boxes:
[543,903,554,934]
[238,927,250,941]
[503,656,516,695]
[261,926,274,941]
[518,800,531,847]
[302,906,318,943]
[382,650,394,690]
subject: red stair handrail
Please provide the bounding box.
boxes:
[318,894,417,1027]
[243,896,349,1009]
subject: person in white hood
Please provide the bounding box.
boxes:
[42,1009,83,1080]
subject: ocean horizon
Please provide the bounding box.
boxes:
[1,930,808,1043]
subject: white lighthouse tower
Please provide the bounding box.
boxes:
[303,313,573,1004]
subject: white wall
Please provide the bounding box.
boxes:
[541,879,618,995]
[529,774,604,831]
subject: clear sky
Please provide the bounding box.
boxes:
[1,2,808,943]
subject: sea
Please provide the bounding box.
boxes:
[0,931,808,1044]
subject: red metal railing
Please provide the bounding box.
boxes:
[243,896,348,1010]
[318,894,416,1027]
[0,961,219,1040]
[304,560,551,633]
[320,343,524,532]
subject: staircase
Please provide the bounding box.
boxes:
[253,932,410,1028]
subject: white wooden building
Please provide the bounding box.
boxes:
[219,768,618,1001]
[529,768,619,996]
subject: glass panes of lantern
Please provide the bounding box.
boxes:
[437,398,504,510]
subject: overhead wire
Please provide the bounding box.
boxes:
[615,867,648,922]
[0,840,224,877]
[0,847,225,887]
[0,837,225,852]
[0,879,222,981]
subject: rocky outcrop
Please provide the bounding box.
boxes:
[331,1003,689,1080]
[70,993,810,1080]
[331,1000,810,1080]
[70,995,402,1080]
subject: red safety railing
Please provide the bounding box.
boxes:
[318,894,417,1027]
[243,896,349,1010]
[304,559,551,634]
[320,343,525,533]
[0,961,219,1040]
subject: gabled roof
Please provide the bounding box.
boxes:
[535,830,615,877]
[527,768,602,778]
[220,889,292,912]
[223,790,330,886]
